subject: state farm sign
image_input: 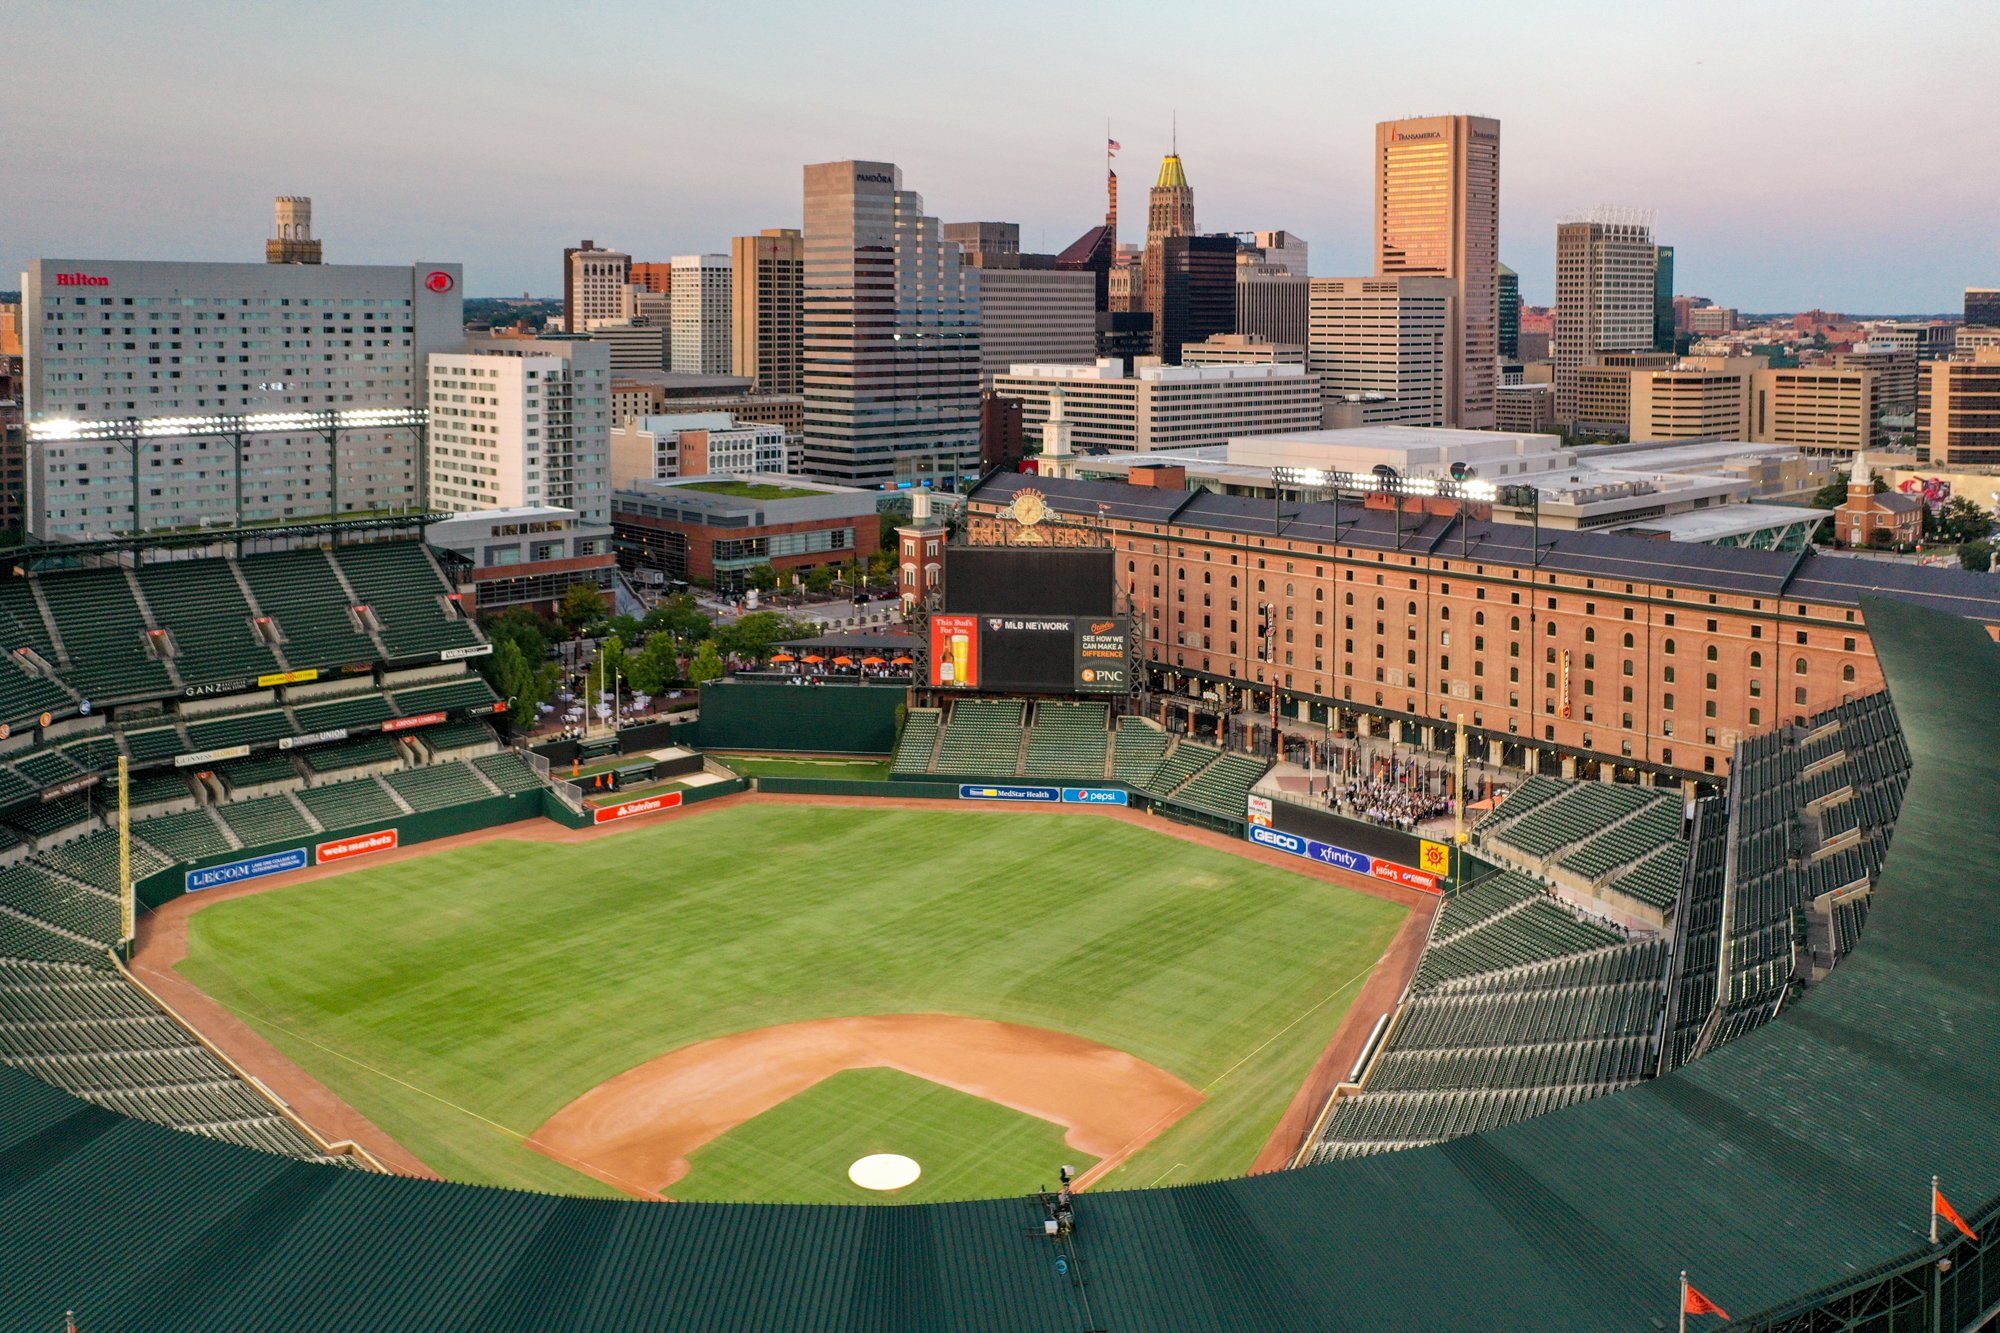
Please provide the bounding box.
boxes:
[592,792,683,824]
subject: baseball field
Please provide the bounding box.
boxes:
[174,803,1408,1202]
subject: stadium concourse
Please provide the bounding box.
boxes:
[0,566,1994,1326]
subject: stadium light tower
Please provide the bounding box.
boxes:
[26,408,429,537]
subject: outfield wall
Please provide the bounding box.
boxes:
[137,791,547,910]
[695,682,901,755]
[758,775,1247,838]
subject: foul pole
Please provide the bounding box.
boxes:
[117,754,134,957]
[1453,714,1469,846]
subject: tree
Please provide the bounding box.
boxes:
[627,632,683,695]
[560,582,608,632]
[641,593,711,644]
[1811,469,1887,510]
[487,639,559,732]
[687,639,726,685]
[1958,540,1996,572]
[744,563,779,593]
[804,565,836,596]
[715,610,815,662]
[867,549,897,584]
[593,635,631,688]
[608,613,645,644]
[1930,496,1995,545]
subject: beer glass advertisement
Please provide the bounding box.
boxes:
[930,615,980,688]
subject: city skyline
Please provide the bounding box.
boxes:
[6,1,1996,312]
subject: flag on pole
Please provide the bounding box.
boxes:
[1107,138,1122,154]
[1935,1182,1980,1241]
[1683,1275,1730,1320]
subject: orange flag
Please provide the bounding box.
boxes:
[1936,1187,1980,1241]
[1684,1280,1730,1320]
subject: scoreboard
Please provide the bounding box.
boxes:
[929,614,1133,694]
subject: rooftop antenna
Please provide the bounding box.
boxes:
[1172,109,1178,155]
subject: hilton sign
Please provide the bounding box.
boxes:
[55,273,109,287]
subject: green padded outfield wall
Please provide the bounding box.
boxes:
[135,791,546,910]
[695,682,902,755]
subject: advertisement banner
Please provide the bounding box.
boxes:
[382,711,447,733]
[1246,794,1274,827]
[174,744,251,768]
[279,728,349,750]
[257,668,320,688]
[1371,859,1442,894]
[930,615,981,688]
[186,848,308,893]
[1418,839,1452,879]
[439,643,493,662]
[1060,787,1129,805]
[593,791,684,824]
[959,783,1061,803]
[41,774,101,801]
[316,829,399,863]
[1073,619,1131,692]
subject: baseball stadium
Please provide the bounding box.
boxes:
[0,517,1996,1333]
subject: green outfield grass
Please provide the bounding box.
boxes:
[178,805,1406,1201]
[713,753,894,781]
[672,1068,1089,1204]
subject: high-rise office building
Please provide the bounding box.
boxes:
[629,262,673,296]
[992,359,1321,453]
[426,337,613,523]
[1247,230,1309,277]
[21,253,460,539]
[945,222,1096,386]
[801,159,980,488]
[1308,276,1453,426]
[730,228,803,396]
[1553,210,1658,424]
[1834,344,1919,417]
[564,240,631,334]
[1965,288,2000,328]
[1749,365,1881,457]
[1629,360,1756,441]
[1497,263,1520,360]
[1153,234,1238,363]
[1143,148,1201,359]
[1653,245,1676,352]
[265,196,322,265]
[1237,268,1310,348]
[942,222,1020,263]
[1374,114,1500,428]
[1919,348,2000,465]
[669,254,732,375]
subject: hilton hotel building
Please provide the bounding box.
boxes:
[20,258,462,540]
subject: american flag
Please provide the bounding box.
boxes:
[1107,138,1121,153]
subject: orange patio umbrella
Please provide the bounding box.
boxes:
[832,656,855,666]
[861,656,887,665]
[802,654,828,664]
[771,653,797,663]
[891,655,914,665]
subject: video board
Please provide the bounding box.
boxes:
[928,614,1132,694]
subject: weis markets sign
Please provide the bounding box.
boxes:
[186,848,308,893]
[1246,825,1441,894]
[317,829,398,863]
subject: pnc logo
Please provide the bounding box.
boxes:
[425,270,455,293]
[55,273,109,287]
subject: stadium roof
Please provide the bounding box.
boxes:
[0,600,1995,1329]
[970,471,2000,622]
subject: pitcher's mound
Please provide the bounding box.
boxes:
[848,1153,921,1191]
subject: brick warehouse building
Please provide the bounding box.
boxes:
[963,471,2000,782]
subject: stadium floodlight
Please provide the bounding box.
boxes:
[29,407,427,445]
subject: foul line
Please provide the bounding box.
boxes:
[1081,956,1383,1189]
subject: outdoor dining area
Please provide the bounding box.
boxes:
[761,632,918,684]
